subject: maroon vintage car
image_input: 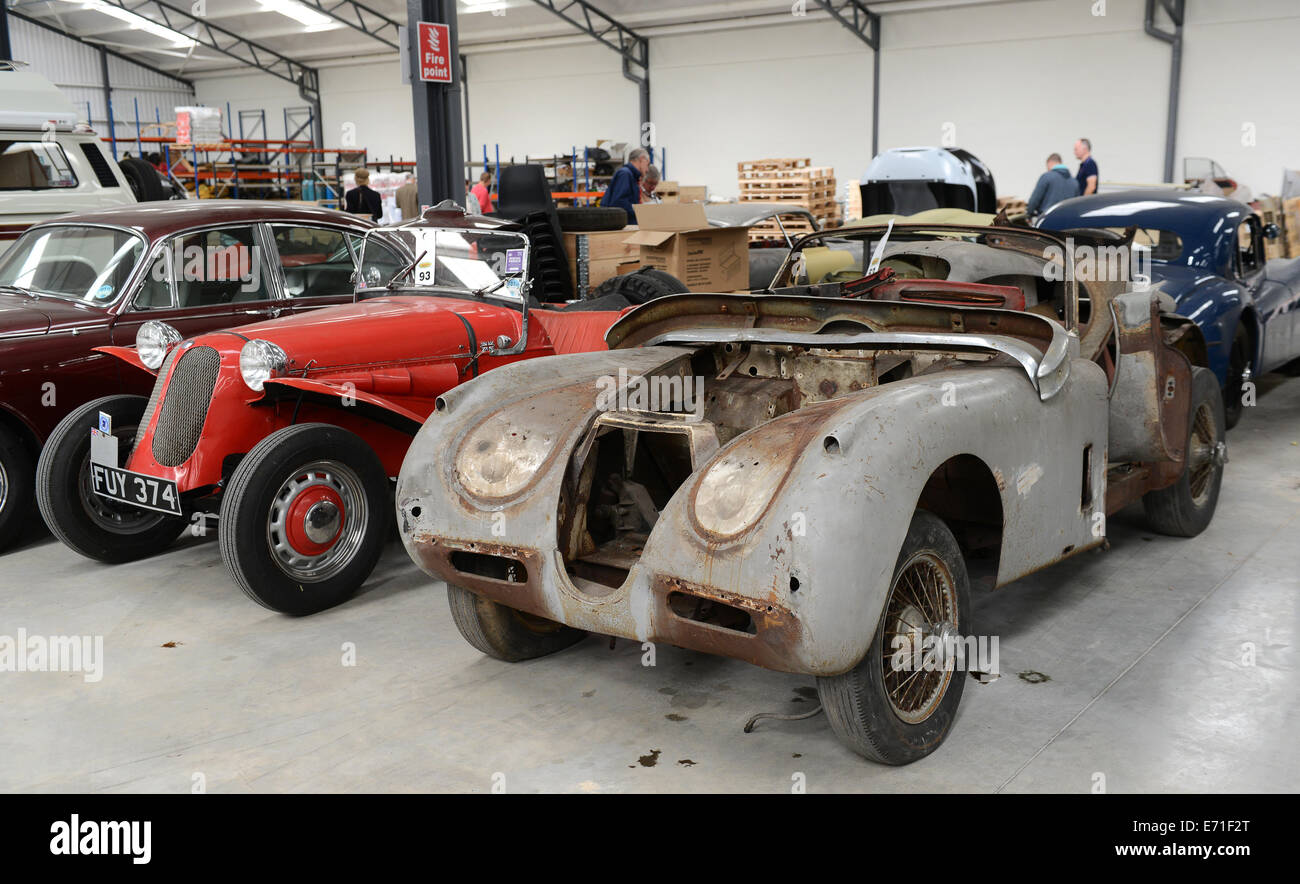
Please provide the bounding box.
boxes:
[36,210,627,615]
[0,200,376,552]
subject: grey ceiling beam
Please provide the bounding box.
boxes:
[813,1,881,156]
[293,0,401,49]
[1144,0,1185,183]
[528,0,649,128]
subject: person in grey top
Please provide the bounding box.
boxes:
[1027,153,1080,217]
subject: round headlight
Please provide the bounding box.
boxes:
[136,320,182,370]
[454,413,555,501]
[239,339,288,392]
[692,434,797,539]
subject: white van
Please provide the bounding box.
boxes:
[0,63,179,252]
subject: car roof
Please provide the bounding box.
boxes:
[1040,188,1247,231]
[704,202,817,227]
[33,200,377,238]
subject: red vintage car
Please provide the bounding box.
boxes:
[37,207,625,615]
[0,201,376,553]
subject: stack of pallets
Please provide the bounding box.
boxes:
[738,158,841,240]
[1281,197,1300,259]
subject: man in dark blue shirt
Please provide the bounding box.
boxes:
[1074,138,1099,196]
[602,148,650,221]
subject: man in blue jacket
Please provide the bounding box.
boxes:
[602,148,650,221]
[1026,153,1080,218]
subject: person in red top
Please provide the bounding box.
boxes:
[470,171,493,214]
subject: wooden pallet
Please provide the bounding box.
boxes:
[737,158,811,175]
[738,164,832,182]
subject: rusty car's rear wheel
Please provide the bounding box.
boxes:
[446,583,586,662]
[36,395,187,563]
[817,509,971,765]
[1143,367,1225,537]
[219,423,390,615]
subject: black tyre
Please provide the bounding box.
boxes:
[1142,366,1226,537]
[1222,324,1251,430]
[747,248,789,290]
[119,157,166,202]
[593,266,689,305]
[557,206,627,232]
[817,510,971,765]
[36,395,187,563]
[0,422,36,553]
[447,583,585,662]
[219,423,389,615]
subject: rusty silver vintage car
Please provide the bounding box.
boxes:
[394,223,1225,764]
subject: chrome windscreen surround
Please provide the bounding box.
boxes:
[642,327,1070,401]
[151,345,221,467]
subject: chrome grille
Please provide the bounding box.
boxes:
[151,345,220,467]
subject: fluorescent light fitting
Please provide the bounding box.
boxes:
[256,0,342,32]
[461,0,510,13]
[52,0,198,48]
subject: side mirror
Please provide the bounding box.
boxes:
[1263,222,1280,241]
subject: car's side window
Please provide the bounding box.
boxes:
[1236,219,1262,276]
[351,234,406,289]
[271,225,356,298]
[171,226,270,308]
[134,249,176,309]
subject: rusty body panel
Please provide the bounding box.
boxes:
[397,223,1209,678]
[398,333,1108,676]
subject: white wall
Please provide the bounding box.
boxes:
[650,20,873,199]
[181,0,1300,201]
[1178,0,1300,198]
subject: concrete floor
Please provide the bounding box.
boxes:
[2,375,1297,794]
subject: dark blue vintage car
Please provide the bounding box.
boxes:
[1040,189,1300,427]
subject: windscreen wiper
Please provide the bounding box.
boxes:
[386,250,428,288]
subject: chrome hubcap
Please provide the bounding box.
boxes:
[303,500,341,545]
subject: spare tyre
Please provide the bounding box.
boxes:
[557,206,627,232]
[593,266,689,305]
[119,156,166,202]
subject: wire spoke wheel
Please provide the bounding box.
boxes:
[1187,402,1217,503]
[880,551,959,725]
[266,459,368,583]
[817,510,971,764]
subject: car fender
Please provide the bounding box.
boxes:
[260,376,429,435]
[633,359,1109,675]
[92,345,156,377]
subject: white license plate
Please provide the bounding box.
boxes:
[89,463,182,517]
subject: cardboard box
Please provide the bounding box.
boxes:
[564,228,641,297]
[624,203,748,292]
